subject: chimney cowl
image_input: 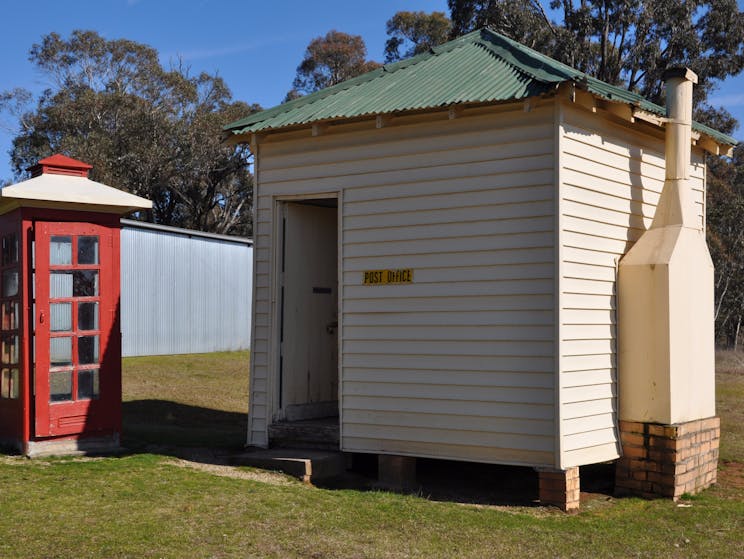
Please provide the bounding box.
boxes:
[27,154,93,178]
[662,67,698,85]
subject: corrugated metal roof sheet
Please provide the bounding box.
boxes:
[224,28,736,147]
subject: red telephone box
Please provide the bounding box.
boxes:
[0,155,151,456]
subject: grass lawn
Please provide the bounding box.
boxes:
[121,351,249,449]
[0,350,741,558]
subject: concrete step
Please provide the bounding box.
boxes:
[230,448,346,483]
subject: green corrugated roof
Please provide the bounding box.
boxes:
[224,28,736,147]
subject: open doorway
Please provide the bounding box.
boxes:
[271,198,339,449]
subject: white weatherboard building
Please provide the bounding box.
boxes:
[225,29,734,509]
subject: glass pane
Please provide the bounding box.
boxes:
[2,234,18,266]
[50,370,72,402]
[1,369,9,398]
[1,334,18,365]
[2,269,18,297]
[50,337,72,367]
[50,272,73,298]
[78,336,99,364]
[9,369,18,399]
[78,369,99,400]
[1,301,18,330]
[73,271,98,297]
[78,236,99,265]
[50,303,72,332]
[78,303,99,331]
[50,236,72,265]
[0,368,16,399]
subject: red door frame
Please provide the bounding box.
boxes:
[0,210,23,442]
[31,214,121,439]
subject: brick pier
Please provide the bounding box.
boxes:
[538,467,580,512]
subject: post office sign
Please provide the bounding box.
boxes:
[362,269,413,285]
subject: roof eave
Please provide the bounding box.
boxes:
[227,92,735,157]
[228,93,563,143]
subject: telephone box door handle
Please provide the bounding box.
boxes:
[39,311,45,324]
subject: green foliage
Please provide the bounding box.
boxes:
[6,30,260,235]
[384,11,452,63]
[291,30,381,95]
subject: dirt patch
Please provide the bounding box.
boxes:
[165,456,297,486]
[718,461,744,489]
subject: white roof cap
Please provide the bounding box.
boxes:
[0,154,152,215]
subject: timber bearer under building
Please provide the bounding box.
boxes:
[224,29,735,511]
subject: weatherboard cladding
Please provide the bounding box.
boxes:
[556,104,706,468]
[224,28,736,147]
[248,106,557,465]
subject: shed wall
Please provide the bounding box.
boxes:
[557,104,706,468]
[249,105,557,466]
[120,224,252,356]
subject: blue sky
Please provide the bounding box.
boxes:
[1,0,743,183]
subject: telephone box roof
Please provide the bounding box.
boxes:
[1,155,152,215]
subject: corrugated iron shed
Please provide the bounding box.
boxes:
[120,219,252,357]
[224,28,736,148]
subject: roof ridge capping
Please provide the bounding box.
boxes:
[474,28,578,84]
[223,27,736,149]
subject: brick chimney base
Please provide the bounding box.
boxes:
[615,417,719,500]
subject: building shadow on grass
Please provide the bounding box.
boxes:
[121,400,616,508]
[121,399,247,460]
[319,455,616,508]
[319,455,541,507]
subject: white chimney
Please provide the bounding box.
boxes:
[617,67,715,426]
[651,68,699,229]
[615,67,720,500]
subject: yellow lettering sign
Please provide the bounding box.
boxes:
[362,269,413,285]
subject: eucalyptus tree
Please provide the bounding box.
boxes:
[384,11,452,63]
[4,30,259,235]
[290,30,381,96]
